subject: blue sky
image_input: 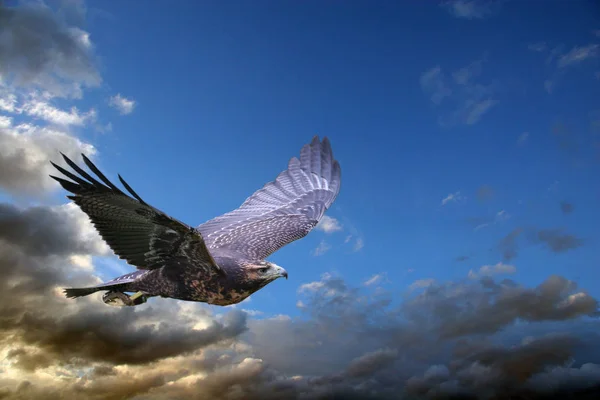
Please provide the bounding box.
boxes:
[56,0,600,317]
[1,1,600,397]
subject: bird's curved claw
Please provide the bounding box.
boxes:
[102,291,147,307]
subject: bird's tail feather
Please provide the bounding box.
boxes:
[64,287,101,298]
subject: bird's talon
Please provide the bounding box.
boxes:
[102,291,147,307]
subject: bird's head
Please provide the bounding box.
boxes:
[243,261,288,287]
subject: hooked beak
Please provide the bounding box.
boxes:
[270,263,288,280]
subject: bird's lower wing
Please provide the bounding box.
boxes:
[198,136,341,260]
[50,153,223,275]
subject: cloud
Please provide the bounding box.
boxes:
[441,191,465,205]
[315,215,342,233]
[311,239,331,256]
[476,184,494,201]
[2,2,599,399]
[364,274,383,286]
[498,226,583,261]
[468,262,516,279]
[0,202,109,257]
[558,44,599,68]
[0,1,101,98]
[498,228,523,261]
[528,42,547,52]
[1,208,599,400]
[0,1,107,198]
[420,66,452,105]
[533,42,599,93]
[338,218,365,254]
[409,278,436,291]
[108,93,137,115]
[21,97,97,126]
[0,121,96,196]
[471,209,510,231]
[535,229,584,253]
[352,237,364,252]
[560,201,574,214]
[518,131,530,145]
[0,202,248,369]
[421,60,498,126]
[405,274,598,338]
[441,0,496,19]
[405,334,598,398]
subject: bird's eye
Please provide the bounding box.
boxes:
[258,267,269,273]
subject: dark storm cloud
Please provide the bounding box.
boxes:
[0,202,248,372]
[0,202,102,256]
[344,348,399,378]
[405,334,600,399]
[498,227,522,261]
[0,126,96,196]
[1,254,600,399]
[0,152,597,399]
[0,1,100,94]
[4,304,247,366]
[402,274,598,338]
[497,226,583,261]
[535,228,584,253]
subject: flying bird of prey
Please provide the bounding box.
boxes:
[51,136,341,307]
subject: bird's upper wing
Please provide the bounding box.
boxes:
[50,154,223,275]
[198,136,341,260]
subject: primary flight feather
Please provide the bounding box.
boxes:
[52,136,341,307]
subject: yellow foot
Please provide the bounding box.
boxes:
[102,291,147,307]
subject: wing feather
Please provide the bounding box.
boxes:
[198,136,341,260]
[51,154,223,275]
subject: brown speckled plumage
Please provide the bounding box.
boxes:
[54,136,341,306]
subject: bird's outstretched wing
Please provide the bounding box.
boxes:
[50,154,223,275]
[198,136,341,260]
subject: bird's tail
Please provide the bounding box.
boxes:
[64,287,101,298]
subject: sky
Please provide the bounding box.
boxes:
[0,0,600,399]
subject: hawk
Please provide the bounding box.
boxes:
[51,136,341,307]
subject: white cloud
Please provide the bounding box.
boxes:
[298,273,332,294]
[316,215,342,233]
[312,240,331,256]
[0,116,11,129]
[468,262,516,279]
[473,209,511,231]
[517,131,529,145]
[409,278,435,291]
[0,91,18,113]
[441,191,465,206]
[364,274,382,286]
[108,93,136,115]
[532,42,600,93]
[544,79,555,94]
[0,121,96,196]
[465,98,497,124]
[528,42,547,52]
[452,60,482,85]
[21,98,97,126]
[420,59,498,126]
[352,237,364,252]
[420,67,452,105]
[442,0,495,19]
[0,2,101,98]
[558,44,599,68]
